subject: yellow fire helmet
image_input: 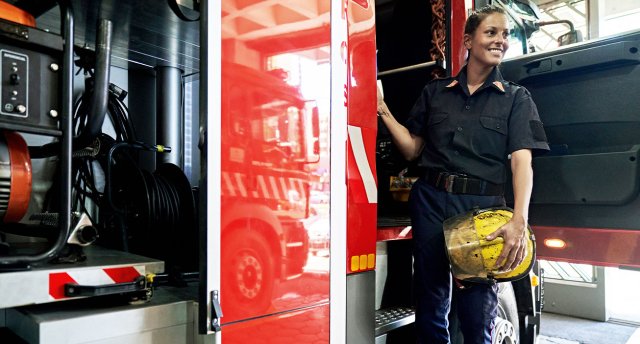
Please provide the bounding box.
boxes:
[443,207,536,283]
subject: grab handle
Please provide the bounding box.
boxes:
[516,40,640,81]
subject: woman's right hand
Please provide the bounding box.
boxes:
[377,84,391,118]
[376,83,425,160]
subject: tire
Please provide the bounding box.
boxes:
[222,230,275,319]
[495,282,519,344]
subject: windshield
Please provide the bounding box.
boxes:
[502,0,640,57]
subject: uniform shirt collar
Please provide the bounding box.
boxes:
[446,66,506,94]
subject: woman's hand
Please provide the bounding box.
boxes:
[377,84,391,118]
[375,83,425,160]
[487,149,534,271]
[486,216,527,271]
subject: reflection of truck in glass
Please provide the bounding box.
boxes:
[220,62,319,320]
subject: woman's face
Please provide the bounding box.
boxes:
[464,13,510,68]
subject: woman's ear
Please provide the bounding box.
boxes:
[463,34,472,49]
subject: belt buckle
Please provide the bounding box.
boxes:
[444,174,456,193]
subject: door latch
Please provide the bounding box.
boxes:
[211,290,223,332]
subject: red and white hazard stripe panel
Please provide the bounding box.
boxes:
[221,172,307,201]
[49,266,145,300]
[347,125,377,204]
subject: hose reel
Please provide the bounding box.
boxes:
[106,146,197,271]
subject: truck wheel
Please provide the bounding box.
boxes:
[494,282,519,344]
[222,231,275,318]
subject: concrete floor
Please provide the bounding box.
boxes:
[537,267,640,344]
[538,335,580,344]
[539,312,640,344]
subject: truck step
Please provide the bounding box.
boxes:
[377,216,412,228]
[375,306,415,336]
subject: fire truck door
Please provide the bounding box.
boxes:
[201,0,332,339]
[500,29,640,268]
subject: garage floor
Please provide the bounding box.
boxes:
[539,312,640,344]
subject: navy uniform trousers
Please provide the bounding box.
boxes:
[409,177,505,344]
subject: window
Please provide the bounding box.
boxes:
[529,0,587,52]
[251,91,304,161]
[540,259,595,283]
[504,14,528,58]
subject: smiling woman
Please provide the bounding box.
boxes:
[463,7,510,88]
[376,4,549,343]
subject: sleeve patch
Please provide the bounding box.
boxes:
[530,120,548,142]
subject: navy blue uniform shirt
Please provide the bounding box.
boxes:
[405,66,550,184]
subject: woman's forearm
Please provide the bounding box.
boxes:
[510,149,534,224]
[378,103,424,161]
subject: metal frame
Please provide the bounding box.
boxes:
[198,0,222,337]
[329,0,349,341]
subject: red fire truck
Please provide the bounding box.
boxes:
[1,0,639,343]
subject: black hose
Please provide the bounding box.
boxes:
[106,142,148,213]
[104,143,190,257]
[29,19,113,159]
[107,152,182,229]
[151,173,181,228]
[76,18,112,149]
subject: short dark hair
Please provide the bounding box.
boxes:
[464,5,507,36]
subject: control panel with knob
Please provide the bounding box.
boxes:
[1,50,28,118]
[0,18,62,135]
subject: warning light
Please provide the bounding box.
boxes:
[544,238,567,249]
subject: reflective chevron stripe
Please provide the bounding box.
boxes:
[49,266,144,300]
[348,125,377,203]
[221,172,307,201]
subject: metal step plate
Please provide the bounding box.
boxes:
[375,306,415,336]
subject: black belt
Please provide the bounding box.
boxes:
[424,169,504,196]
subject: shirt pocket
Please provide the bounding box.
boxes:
[476,116,508,159]
[479,116,507,135]
[426,112,451,148]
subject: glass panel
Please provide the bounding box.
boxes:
[600,0,640,37]
[540,259,595,283]
[510,1,538,18]
[220,0,331,326]
[505,15,527,58]
[529,1,587,52]
[267,52,331,260]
